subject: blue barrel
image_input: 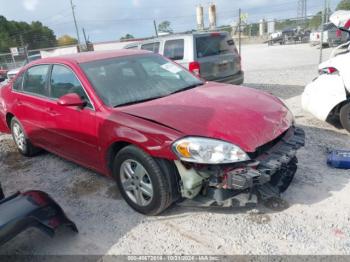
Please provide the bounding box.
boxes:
[327,150,350,169]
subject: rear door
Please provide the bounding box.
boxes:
[12,65,51,145]
[194,32,240,81]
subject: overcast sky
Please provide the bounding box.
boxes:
[1,0,338,42]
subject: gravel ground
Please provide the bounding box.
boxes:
[1,43,350,256]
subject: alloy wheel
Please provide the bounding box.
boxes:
[120,159,154,206]
[13,123,26,151]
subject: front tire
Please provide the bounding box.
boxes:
[340,103,350,133]
[11,117,40,156]
[113,145,175,215]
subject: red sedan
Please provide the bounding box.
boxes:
[0,50,304,215]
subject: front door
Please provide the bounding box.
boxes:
[44,64,100,170]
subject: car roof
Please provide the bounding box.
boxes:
[124,31,230,46]
[35,49,151,64]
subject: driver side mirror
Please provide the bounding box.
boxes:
[57,93,86,107]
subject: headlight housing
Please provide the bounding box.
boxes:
[172,137,250,164]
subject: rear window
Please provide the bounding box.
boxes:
[141,42,160,53]
[164,39,184,60]
[196,34,235,58]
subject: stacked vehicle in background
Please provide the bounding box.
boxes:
[268,28,310,46]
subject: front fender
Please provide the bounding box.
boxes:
[302,74,347,121]
[0,188,78,246]
[101,112,182,162]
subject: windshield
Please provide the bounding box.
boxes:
[81,54,203,107]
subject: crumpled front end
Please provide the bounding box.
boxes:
[175,127,305,208]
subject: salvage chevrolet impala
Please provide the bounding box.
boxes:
[0,50,305,215]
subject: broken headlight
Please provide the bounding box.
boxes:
[172,137,250,164]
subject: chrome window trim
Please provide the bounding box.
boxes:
[11,62,95,111]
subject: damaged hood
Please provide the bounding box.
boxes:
[118,82,293,152]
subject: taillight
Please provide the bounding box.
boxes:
[336,29,342,38]
[189,61,200,76]
[210,32,221,37]
[319,67,338,75]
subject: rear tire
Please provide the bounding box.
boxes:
[11,117,41,157]
[340,103,350,133]
[113,145,177,215]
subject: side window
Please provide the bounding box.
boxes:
[50,65,92,108]
[141,42,160,53]
[23,65,50,96]
[13,73,24,90]
[164,39,184,60]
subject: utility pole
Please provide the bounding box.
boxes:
[70,0,81,44]
[319,0,326,64]
[82,28,88,46]
[238,8,242,55]
[297,0,307,27]
[19,34,28,62]
[326,0,331,22]
[153,20,158,37]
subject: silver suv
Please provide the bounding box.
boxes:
[124,31,244,85]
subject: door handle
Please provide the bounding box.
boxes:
[14,99,22,106]
[47,107,59,117]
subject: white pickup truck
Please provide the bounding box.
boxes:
[310,22,349,47]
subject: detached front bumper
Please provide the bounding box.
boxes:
[0,186,78,247]
[178,127,305,208]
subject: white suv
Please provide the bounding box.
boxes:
[124,31,244,85]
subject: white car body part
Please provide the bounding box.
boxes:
[302,74,347,121]
[330,10,350,29]
[302,22,350,122]
[174,160,206,199]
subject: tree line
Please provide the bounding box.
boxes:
[0,15,80,54]
[0,15,56,53]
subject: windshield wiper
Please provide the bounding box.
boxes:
[114,96,166,107]
[169,82,204,95]
[114,83,204,107]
